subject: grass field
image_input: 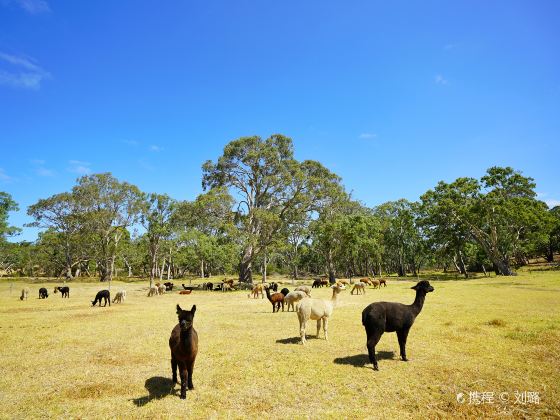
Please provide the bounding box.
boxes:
[1,271,559,419]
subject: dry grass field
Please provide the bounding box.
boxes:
[1,271,559,419]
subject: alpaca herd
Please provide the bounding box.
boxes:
[15,273,434,401]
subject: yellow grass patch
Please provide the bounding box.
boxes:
[0,271,559,418]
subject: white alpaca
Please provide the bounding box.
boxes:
[296,284,345,344]
[284,291,307,311]
[294,285,311,297]
[113,289,126,303]
[20,287,30,301]
[351,282,366,295]
[147,285,158,297]
[158,284,166,295]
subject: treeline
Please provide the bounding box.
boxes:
[1,135,559,283]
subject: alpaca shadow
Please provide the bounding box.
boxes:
[333,351,395,367]
[276,336,321,344]
[131,376,176,407]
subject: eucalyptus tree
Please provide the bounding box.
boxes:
[202,135,343,282]
[0,192,20,275]
[420,167,549,276]
[72,173,143,281]
[140,193,175,286]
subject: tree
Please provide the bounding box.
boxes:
[420,167,549,276]
[0,192,21,276]
[140,193,175,287]
[73,173,143,281]
[202,135,343,282]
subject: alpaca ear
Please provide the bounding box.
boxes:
[176,304,182,314]
[191,305,196,314]
[411,284,418,290]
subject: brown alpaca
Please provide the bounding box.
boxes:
[379,279,387,287]
[265,286,285,312]
[179,290,192,295]
[169,304,198,399]
[360,278,372,285]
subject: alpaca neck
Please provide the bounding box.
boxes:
[180,327,194,345]
[265,288,273,302]
[410,291,427,316]
[330,290,340,308]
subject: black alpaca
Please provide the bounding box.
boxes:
[91,290,111,307]
[39,288,49,299]
[361,280,434,371]
[169,305,198,399]
[54,286,70,298]
[280,287,289,296]
[269,282,278,292]
[312,279,321,288]
[164,282,174,291]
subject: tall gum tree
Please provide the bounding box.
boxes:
[202,135,343,282]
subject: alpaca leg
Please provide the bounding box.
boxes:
[171,356,178,384]
[316,319,322,338]
[366,331,383,371]
[186,359,195,390]
[323,318,328,341]
[299,314,307,344]
[179,363,187,399]
[397,328,410,361]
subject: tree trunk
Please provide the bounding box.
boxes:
[262,251,267,283]
[239,245,254,283]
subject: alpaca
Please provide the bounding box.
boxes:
[379,279,387,287]
[269,282,278,292]
[158,284,166,295]
[39,287,49,299]
[294,285,311,297]
[265,286,285,312]
[296,284,346,344]
[179,290,192,295]
[284,291,307,311]
[164,282,174,291]
[20,287,30,301]
[351,282,366,295]
[54,286,70,298]
[362,280,434,370]
[337,279,350,286]
[169,304,198,399]
[147,285,158,297]
[112,290,126,303]
[91,290,111,307]
[280,287,290,296]
[205,282,213,291]
[312,279,322,288]
[370,279,380,289]
[320,279,329,287]
[248,283,266,299]
[360,278,372,286]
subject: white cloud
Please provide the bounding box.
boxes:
[435,74,448,85]
[30,159,55,176]
[0,52,50,90]
[16,0,50,14]
[545,199,560,209]
[68,160,92,175]
[123,139,138,146]
[359,133,377,140]
[0,168,13,182]
[150,145,162,152]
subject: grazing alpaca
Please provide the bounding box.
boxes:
[379,279,387,287]
[164,282,174,291]
[147,285,158,297]
[284,291,307,311]
[320,279,329,287]
[362,280,434,371]
[112,290,126,303]
[39,287,49,299]
[337,279,350,286]
[91,290,111,307]
[248,283,266,299]
[312,279,322,288]
[297,284,346,344]
[360,278,372,286]
[265,286,285,312]
[20,287,30,301]
[294,285,311,297]
[54,286,70,298]
[158,284,166,295]
[351,282,366,295]
[169,304,198,399]
[370,279,380,289]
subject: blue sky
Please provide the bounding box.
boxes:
[1,0,559,241]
